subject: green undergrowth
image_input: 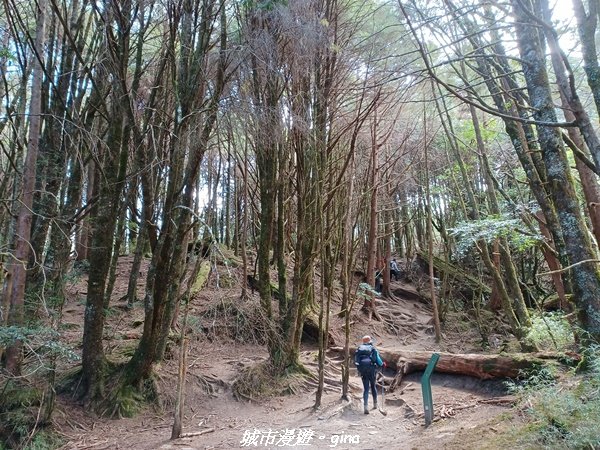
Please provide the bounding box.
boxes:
[523,312,575,351]
[0,429,63,450]
[0,379,63,449]
[0,325,78,449]
[500,345,600,449]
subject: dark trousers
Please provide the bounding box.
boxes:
[360,367,377,406]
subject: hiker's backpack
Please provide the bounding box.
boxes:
[356,344,376,373]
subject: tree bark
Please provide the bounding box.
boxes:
[542,0,600,178]
[424,115,442,342]
[364,103,380,318]
[573,0,600,119]
[442,0,572,301]
[81,0,134,401]
[4,2,46,374]
[512,0,600,341]
[330,347,579,380]
[127,0,227,385]
[545,18,600,247]
[379,348,578,380]
[432,79,528,341]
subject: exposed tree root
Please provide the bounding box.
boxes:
[189,372,228,397]
[376,299,424,337]
[99,368,160,419]
[57,362,161,419]
[195,297,269,345]
[231,360,312,402]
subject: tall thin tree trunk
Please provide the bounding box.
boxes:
[104,195,128,308]
[126,210,147,308]
[466,87,531,328]
[423,111,442,342]
[76,163,94,261]
[240,141,249,300]
[433,80,527,341]
[224,150,232,248]
[573,0,600,118]
[5,2,46,374]
[542,0,600,177]
[364,104,379,318]
[340,153,355,401]
[544,5,600,247]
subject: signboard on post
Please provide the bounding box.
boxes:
[421,353,440,427]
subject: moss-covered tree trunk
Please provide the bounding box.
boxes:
[573,0,600,119]
[28,4,80,288]
[449,1,572,301]
[81,164,115,401]
[82,90,130,405]
[127,0,227,385]
[80,0,137,402]
[275,139,288,318]
[512,0,600,341]
[340,153,356,401]
[544,3,600,248]
[542,0,600,179]
[250,46,280,363]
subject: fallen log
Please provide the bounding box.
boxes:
[391,285,429,304]
[329,347,579,382]
[415,251,491,298]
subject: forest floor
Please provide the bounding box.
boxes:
[51,255,521,450]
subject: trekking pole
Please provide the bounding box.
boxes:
[378,369,387,416]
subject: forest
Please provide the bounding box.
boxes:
[1,0,600,448]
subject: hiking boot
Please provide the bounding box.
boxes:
[373,402,378,410]
[364,405,369,414]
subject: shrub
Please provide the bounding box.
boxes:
[505,345,600,449]
[523,312,575,351]
[0,380,63,449]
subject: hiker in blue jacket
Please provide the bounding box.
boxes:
[354,335,385,414]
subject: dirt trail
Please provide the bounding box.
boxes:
[55,347,509,449]
[55,257,513,449]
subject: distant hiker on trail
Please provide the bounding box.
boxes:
[390,258,400,281]
[354,335,385,414]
